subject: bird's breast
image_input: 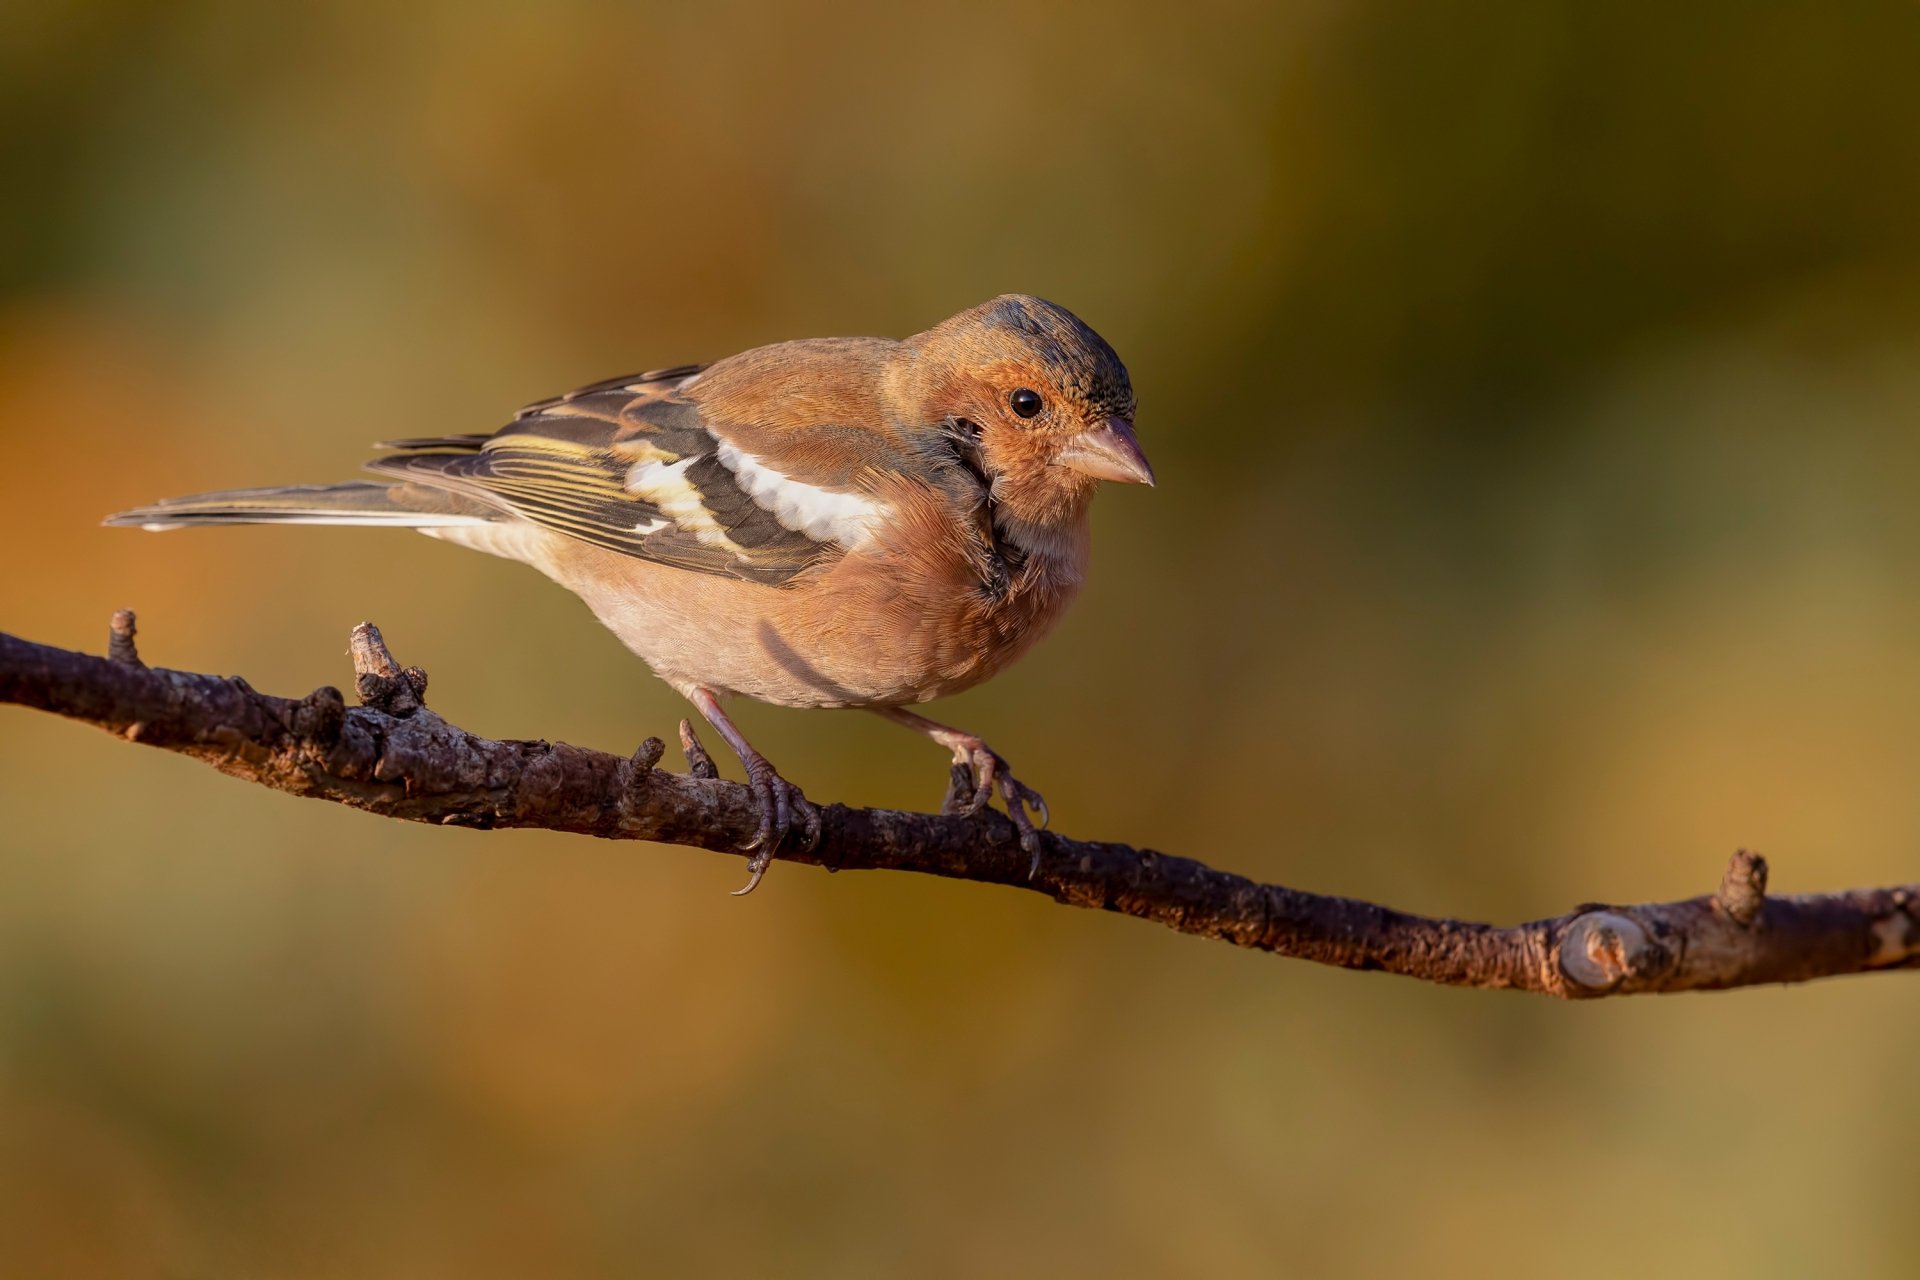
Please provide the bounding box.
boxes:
[533,487,1089,711]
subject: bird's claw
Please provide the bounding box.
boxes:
[732,757,819,896]
[940,742,999,817]
[942,743,1049,879]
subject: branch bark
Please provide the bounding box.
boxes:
[4,613,1917,997]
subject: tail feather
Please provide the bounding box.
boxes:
[103,481,500,531]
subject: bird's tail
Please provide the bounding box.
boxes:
[104,481,498,531]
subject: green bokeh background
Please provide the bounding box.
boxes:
[5,2,1919,1275]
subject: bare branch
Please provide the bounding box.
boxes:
[3,614,1916,997]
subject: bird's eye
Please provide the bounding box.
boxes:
[1009,388,1043,419]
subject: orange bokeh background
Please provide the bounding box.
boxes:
[4,3,1918,1275]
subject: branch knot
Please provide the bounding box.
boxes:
[1558,911,1673,993]
[292,686,348,746]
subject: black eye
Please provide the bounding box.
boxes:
[1009,388,1043,418]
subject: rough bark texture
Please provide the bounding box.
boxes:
[5,614,1918,998]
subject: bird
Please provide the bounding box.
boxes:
[105,294,1154,893]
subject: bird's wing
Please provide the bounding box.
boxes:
[366,364,909,585]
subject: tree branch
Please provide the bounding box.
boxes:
[4,613,1916,997]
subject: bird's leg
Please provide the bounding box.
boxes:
[869,706,1050,877]
[684,686,821,895]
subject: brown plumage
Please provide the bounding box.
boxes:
[106,294,1154,892]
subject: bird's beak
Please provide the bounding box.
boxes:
[1055,418,1155,486]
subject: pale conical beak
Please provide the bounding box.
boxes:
[1056,418,1155,486]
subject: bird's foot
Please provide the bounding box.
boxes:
[941,739,1050,878]
[734,753,821,896]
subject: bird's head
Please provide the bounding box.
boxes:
[899,294,1152,532]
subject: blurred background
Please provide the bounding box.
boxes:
[4,1,1919,1274]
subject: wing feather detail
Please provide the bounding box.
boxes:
[364,375,854,584]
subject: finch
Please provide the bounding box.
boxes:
[107,294,1154,892]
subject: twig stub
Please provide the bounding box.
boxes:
[108,609,143,668]
[349,622,425,716]
[623,736,666,801]
[678,719,719,780]
[1718,849,1769,926]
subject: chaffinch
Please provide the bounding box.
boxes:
[107,294,1154,891]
